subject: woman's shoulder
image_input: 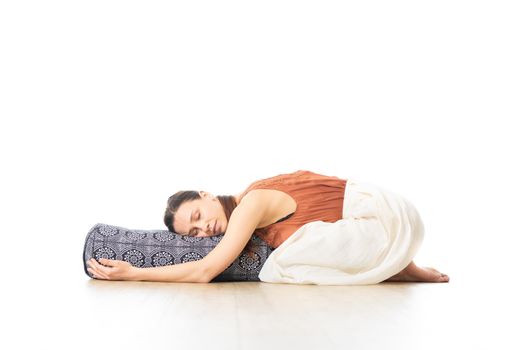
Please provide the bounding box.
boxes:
[237,188,295,213]
[232,189,273,220]
[238,188,282,205]
[236,188,296,228]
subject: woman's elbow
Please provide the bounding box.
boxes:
[196,273,212,283]
[195,264,212,283]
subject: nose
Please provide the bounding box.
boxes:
[198,221,212,236]
[205,222,213,234]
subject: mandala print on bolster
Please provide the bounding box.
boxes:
[83,223,275,282]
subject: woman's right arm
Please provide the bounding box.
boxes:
[87,191,269,283]
[198,191,269,282]
[87,256,209,283]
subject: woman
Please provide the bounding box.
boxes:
[86,170,449,283]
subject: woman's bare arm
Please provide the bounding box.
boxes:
[198,191,267,282]
[87,256,209,283]
[87,191,267,283]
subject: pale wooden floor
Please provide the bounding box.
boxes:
[5,269,522,350]
[3,211,525,350]
[3,189,525,350]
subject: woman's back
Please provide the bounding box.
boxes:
[238,170,347,248]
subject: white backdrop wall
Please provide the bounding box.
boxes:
[1,0,524,293]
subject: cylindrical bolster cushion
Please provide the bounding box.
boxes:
[83,223,275,282]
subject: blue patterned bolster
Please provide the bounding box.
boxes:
[83,223,275,282]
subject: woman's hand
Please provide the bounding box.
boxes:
[86,258,137,281]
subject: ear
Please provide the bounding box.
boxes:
[199,191,213,199]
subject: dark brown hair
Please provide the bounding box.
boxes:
[163,191,259,258]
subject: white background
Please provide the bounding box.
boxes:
[1,1,524,348]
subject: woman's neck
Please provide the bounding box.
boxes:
[234,193,241,205]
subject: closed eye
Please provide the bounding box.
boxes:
[189,212,201,236]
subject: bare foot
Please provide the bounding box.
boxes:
[386,262,449,283]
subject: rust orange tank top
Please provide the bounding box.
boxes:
[238,170,348,248]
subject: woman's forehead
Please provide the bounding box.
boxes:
[174,200,199,231]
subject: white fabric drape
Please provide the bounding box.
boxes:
[258,180,425,285]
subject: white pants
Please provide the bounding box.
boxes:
[258,180,425,285]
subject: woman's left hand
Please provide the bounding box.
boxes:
[86,258,137,281]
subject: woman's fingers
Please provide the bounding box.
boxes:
[87,266,104,279]
[87,259,110,279]
[87,267,104,279]
[87,258,133,281]
[88,261,104,279]
[99,258,117,267]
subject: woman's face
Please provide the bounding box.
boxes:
[173,191,227,237]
